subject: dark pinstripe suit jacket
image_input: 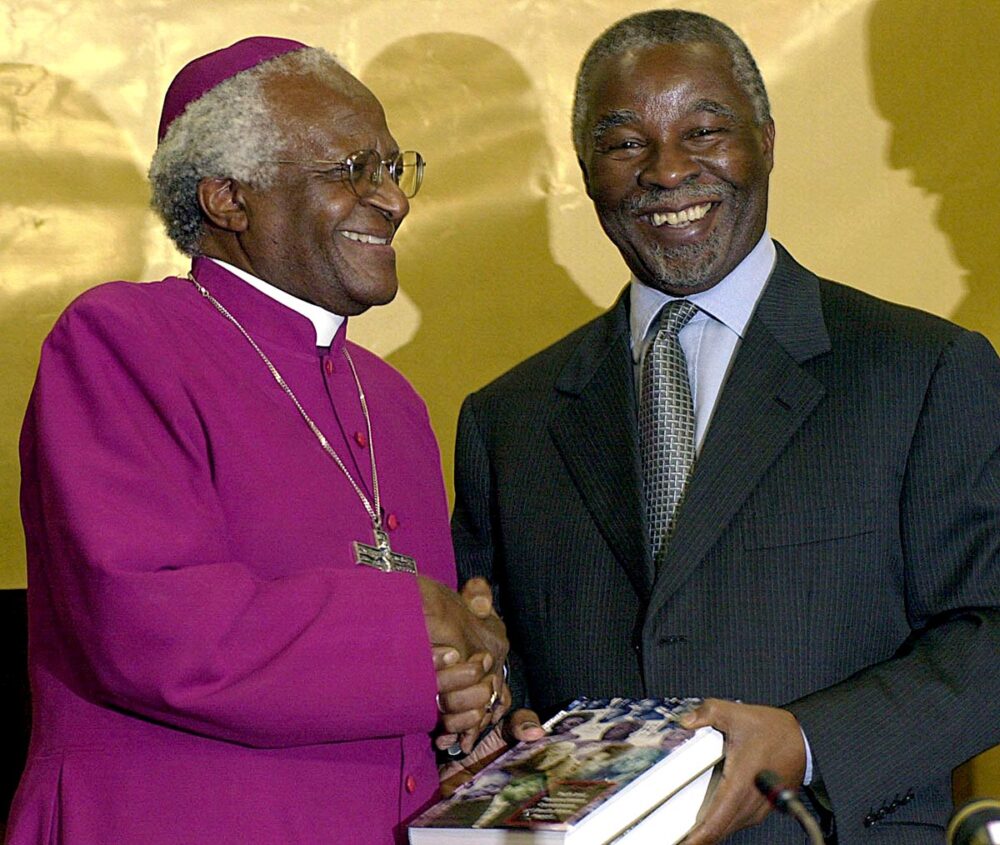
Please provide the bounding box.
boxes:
[452,244,1000,844]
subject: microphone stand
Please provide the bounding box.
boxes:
[755,770,824,845]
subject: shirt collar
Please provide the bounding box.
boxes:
[206,257,345,346]
[629,232,776,360]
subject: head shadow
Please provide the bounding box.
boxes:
[867,0,1000,346]
[0,64,149,584]
[362,34,600,496]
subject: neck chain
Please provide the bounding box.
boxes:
[187,272,417,575]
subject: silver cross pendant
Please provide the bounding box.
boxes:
[353,526,417,574]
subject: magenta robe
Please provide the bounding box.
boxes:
[9,257,455,844]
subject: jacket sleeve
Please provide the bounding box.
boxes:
[452,395,496,589]
[451,394,533,710]
[20,296,441,748]
[787,329,1000,838]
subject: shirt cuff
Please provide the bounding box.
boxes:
[801,725,814,785]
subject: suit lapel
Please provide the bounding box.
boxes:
[549,292,654,601]
[648,245,832,610]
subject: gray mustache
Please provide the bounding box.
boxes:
[624,184,733,213]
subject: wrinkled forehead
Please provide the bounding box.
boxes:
[585,41,747,120]
[264,70,394,153]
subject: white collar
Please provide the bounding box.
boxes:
[207,257,344,346]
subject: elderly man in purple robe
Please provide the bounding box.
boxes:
[9,37,511,845]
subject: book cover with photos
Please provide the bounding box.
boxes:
[409,697,724,844]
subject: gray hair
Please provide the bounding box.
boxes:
[572,9,771,158]
[148,47,345,256]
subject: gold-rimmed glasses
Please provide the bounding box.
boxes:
[269,149,425,198]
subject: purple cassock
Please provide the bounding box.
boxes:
[10,257,456,844]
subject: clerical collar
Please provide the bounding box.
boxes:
[206,257,344,346]
[629,232,776,359]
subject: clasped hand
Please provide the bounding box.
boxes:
[419,576,510,754]
[420,577,546,793]
[422,579,808,837]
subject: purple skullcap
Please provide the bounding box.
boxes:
[157,36,309,141]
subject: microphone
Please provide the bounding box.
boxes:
[947,798,1000,845]
[755,769,824,845]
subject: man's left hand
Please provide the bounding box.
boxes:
[433,646,500,743]
[679,699,806,845]
[426,577,510,753]
[438,707,547,795]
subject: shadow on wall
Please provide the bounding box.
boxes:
[362,34,600,498]
[868,0,1000,350]
[0,65,150,587]
[869,0,1000,801]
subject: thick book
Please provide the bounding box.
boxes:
[409,697,724,845]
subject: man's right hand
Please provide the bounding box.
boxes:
[419,576,509,751]
[419,575,507,662]
[432,646,499,747]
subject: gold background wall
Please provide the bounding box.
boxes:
[2,0,997,795]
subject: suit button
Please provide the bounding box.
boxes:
[863,813,876,827]
[387,513,399,530]
[659,635,688,645]
[324,359,334,375]
[354,431,368,447]
[405,774,416,794]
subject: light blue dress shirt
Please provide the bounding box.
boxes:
[630,232,776,453]
[628,233,815,785]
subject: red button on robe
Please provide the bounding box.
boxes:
[10,257,455,845]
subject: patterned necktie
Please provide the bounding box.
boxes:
[640,299,699,568]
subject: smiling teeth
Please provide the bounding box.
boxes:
[341,231,390,245]
[651,203,712,227]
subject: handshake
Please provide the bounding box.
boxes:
[418,576,546,789]
[417,576,810,845]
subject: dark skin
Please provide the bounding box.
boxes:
[197,71,407,315]
[459,43,804,842]
[431,578,508,746]
[420,576,509,749]
[575,44,804,843]
[435,580,545,794]
[196,69,507,747]
[579,41,774,296]
[679,700,805,844]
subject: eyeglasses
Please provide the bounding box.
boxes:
[269,149,425,198]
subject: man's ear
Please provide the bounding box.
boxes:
[761,119,776,175]
[577,156,593,199]
[197,177,249,233]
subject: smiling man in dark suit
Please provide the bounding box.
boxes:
[451,9,1000,845]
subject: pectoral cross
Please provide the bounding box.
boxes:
[353,526,417,574]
